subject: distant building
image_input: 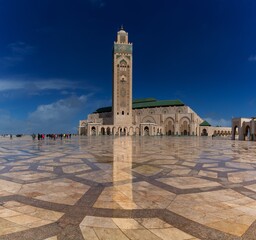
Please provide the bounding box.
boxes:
[232,117,256,140]
[79,28,231,137]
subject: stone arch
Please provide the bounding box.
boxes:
[244,125,251,140]
[180,117,191,135]
[91,126,96,136]
[142,115,156,123]
[112,127,116,135]
[124,127,128,136]
[119,59,127,65]
[144,126,149,136]
[106,127,111,135]
[101,127,105,135]
[201,128,208,136]
[118,127,123,136]
[232,126,238,140]
[129,127,134,135]
[164,117,175,135]
[135,127,140,135]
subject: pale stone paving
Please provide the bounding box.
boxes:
[0,136,256,239]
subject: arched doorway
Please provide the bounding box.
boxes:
[245,125,250,140]
[107,127,111,135]
[119,128,124,136]
[144,126,149,136]
[232,126,238,140]
[180,118,190,136]
[182,121,189,135]
[91,127,96,136]
[164,118,174,136]
[101,127,105,135]
[201,129,208,136]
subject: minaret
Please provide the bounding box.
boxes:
[112,27,133,126]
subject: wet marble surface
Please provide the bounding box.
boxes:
[0,136,256,239]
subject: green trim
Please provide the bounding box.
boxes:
[133,99,184,109]
[95,99,185,113]
[133,98,156,104]
[200,120,211,127]
[94,107,112,113]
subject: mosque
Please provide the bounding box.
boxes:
[78,28,231,136]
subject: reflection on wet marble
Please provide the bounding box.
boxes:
[0,136,256,239]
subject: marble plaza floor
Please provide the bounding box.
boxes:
[0,136,256,240]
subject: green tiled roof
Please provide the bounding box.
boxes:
[133,99,184,109]
[95,106,112,113]
[95,99,184,113]
[200,120,211,127]
[133,98,157,104]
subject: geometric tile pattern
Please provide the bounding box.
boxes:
[0,136,256,239]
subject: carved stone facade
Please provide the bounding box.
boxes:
[232,117,256,141]
[78,28,231,137]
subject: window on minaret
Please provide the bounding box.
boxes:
[120,63,126,71]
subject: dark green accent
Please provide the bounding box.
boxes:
[116,55,121,59]
[94,107,112,113]
[95,99,185,113]
[133,99,184,109]
[200,120,211,127]
[133,98,157,104]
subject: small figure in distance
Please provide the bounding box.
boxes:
[32,133,36,140]
[10,134,12,139]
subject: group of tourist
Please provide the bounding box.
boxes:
[32,133,72,140]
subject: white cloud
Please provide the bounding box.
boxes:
[204,117,231,127]
[248,55,256,61]
[27,95,89,133]
[0,78,93,92]
[0,94,95,134]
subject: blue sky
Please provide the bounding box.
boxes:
[0,0,256,133]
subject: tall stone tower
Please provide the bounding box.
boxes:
[112,27,133,125]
